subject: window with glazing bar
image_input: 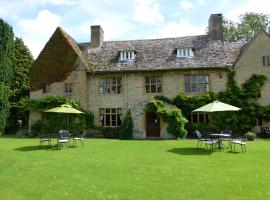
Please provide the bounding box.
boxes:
[64,83,73,94]
[99,77,122,95]
[185,75,209,93]
[100,108,122,127]
[145,76,162,93]
[42,84,51,93]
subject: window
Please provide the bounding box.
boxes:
[145,76,162,93]
[191,113,210,123]
[65,83,73,94]
[119,51,135,61]
[185,75,209,93]
[42,84,51,93]
[100,108,122,127]
[99,77,122,95]
[177,48,193,58]
[41,115,47,124]
[263,56,270,66]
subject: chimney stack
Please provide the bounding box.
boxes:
[208,14,223,41]
[91,25,104,48]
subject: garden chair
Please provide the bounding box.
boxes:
[221,130,232,149]
[73,131,86,146]
[57,132,70,149]
[204,139,219,150]
[195,130,210,148]
[231,137,247,152]
[39,135,51,148]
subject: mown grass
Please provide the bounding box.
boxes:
[0,138,270,200]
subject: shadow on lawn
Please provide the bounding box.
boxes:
[167,147,213,155]
[14,145,79,152]
[14,145,55,151]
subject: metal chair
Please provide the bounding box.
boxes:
[231,137,247,152]
[195,130,210,148]
[57,130,70,149]
[73,131,86,146]
[221,130,232,149]
[39,135,51,148]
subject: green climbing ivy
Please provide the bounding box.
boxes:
[145,99,188,138]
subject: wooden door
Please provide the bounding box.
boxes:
[146,112,160,137]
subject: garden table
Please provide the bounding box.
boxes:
[209,133,231,149]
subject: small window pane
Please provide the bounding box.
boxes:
[117,86,122,94]
[198,83,203,92]
[185,84,190,92]
[117,115,122,126]
[199,114,204,123]
[184,76,190,83]
[198,76,204,83]
[112,78,116,85]
[117,108,122,114]
[145,77,150,84]
[151,76,156,84]
[192,114,198,123]
[157,85,162,93]
[191,76,197,83]
[111,86,116,94]
[151,85,156,93]
[111,108,116,113]
[204,76,209,82]
[100,79,105,85]
[105,115,110,126]
[105,108,110,113]
[105,86,110,94]
[157,77,161,84]
[100,86,105,94]
[106,78,110,84]
[117,78,122,84]
[204,84,210,92]
[191,83,197,92]
[145,85,150,93]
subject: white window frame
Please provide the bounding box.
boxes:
[177,48,194,58]
[43,84,51,93]
[120,51,135,61]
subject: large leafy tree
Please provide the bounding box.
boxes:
[224,12,270,43]
[6,37,33,132]
[0,18,14,134]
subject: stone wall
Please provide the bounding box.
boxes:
[234,33,270,127]
[88,69,227,138]
[29,60,88,129]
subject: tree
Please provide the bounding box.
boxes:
[224,12,270,43]
[119,110,134,139]
[6,37,33,133]
[0,18,14,134]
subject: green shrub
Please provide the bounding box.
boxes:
[245,131,256,141]
[119,110,133,139]
[30,120,42,136]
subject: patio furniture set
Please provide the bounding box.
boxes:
[196,130,247,152]
[39,129,86,149]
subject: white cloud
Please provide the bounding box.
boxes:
[179,0,194,11]
[41,0,75,5]
[226,0,270,22]
[198,0,205,5]
[133,0,164,24]
[152,19,205,38]
[16,9,61,58]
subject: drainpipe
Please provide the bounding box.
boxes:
[124,73,127,113]
[93,72,97,126]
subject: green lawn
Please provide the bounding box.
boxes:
[0,138,270,200]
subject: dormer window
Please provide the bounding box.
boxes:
[120,51,135,61]
[177,48,193,58]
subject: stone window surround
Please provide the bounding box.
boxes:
[190,113,210,124]
[42,84,51,93]
[184,74,210,93]
[64,83,73,94]
[99,108,122,127]
[177,48,194,58]
[144,76,162,94]
[99,77,123,95]
[119,51,135,61]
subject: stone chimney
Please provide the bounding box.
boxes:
[208,14,223,41]
[91,25,104,48]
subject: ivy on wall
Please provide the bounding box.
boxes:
[148,71,270,136]
[145,99,188,138]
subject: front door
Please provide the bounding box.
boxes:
[146,112,160,137]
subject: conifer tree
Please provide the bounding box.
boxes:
[0,18,14,134]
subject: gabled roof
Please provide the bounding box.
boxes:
[30,27,89,91]
[79,35,243,73]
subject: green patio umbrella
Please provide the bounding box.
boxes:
[44,104,84,114]
[192,101,241,113]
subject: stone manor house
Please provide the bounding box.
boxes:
[30,14,270,138]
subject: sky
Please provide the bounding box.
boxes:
[0,0,270,58]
